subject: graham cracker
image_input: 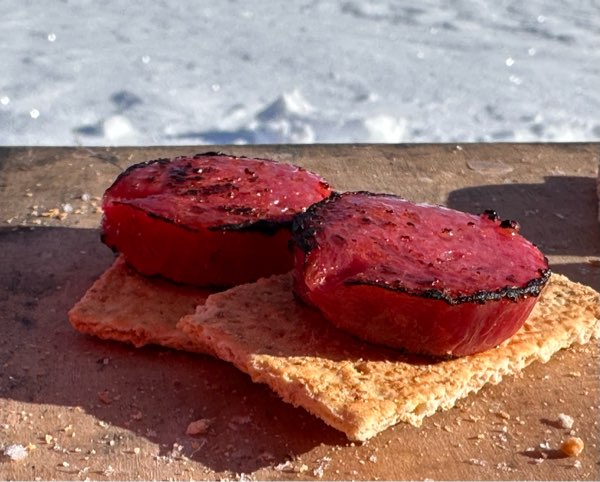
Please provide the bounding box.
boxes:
[68,256,214,354]
[178,273,600,441]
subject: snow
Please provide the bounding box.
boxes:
[1,0,599,146]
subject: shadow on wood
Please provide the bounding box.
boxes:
[447,176,600,290]
[0,226,344,474]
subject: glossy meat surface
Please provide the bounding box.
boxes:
[292,191,550,356]
[102,153,332,286]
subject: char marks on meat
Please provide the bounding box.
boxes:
[102,152,332,287]
[292,191,550,357]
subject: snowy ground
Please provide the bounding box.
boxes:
[1,0,599,146]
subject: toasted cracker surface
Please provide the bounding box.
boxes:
[178,273,600,441]
[68,256,214,354]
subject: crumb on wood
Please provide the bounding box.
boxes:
[560,437,584,457]
[98,390,111,405]
[558,413,575,429]
[313,456,332,478]
[186,418,213,436]
[496,461,514,472]
[130,410,143,421]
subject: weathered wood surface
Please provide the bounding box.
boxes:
[0,144,598,480]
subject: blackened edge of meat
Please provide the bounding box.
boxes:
[193,151,229,158]
[99,231,119,254]
[292,190,407,254]
[108,200,289,237]
[345,268,552,306]
[107,152,282,196]
[210,218,289,236]
[482,209,500,221]
[108,157,171,189]
[193,151,313,173]
[292,191,343,253]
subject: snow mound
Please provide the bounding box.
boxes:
[209,90,408,144]
[252,90,316,143]
[102,115,137,143]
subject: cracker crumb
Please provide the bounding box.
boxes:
[98,390,111,405]
[572,460,582,469]
[40,208,60,219]
[44,434,53,444]
[186,418,212,436]
[468,458,487,466]
[274,461,293,472]
[496,462,514,472]
[133,447,141,455]
[560,437,584,457]
[170,443,184,459]
[98,420,109,429]
[558,413,574,429]
[313,456,332,478]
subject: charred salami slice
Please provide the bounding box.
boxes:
[102,153,332,287]
[292,191,550,357]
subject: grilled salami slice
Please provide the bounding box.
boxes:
[102,153,332,287]
[292,191,550,357]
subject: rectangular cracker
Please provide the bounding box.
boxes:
[68,256,215,354]
[178,273,600,441]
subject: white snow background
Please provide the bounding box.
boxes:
[1,0,599,146]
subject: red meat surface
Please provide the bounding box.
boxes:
[292,191,550,357]
[102,153,332,287]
